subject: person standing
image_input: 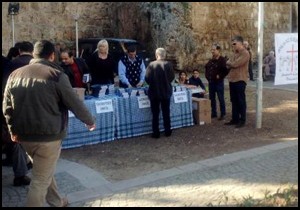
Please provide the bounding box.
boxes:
[60,49,91,92]
[225,35,250,128]
[205,44,228,120]
[9,41,34,71]
[145,48,175,138]
[3,41,34,186]
[118,45,146,88]
[2,40,96,207]
[87,39,116,85]
[243,41,254,81]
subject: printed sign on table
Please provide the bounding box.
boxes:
[137,95,150,108]
[95,99,113,113]
[173,91,188,103]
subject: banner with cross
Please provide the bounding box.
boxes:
[274,33,298,85]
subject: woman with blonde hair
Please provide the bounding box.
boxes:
[87,39,116,86]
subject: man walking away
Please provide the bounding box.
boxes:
[3,40,96,207]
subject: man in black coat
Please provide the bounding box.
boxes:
[145,48,175,138]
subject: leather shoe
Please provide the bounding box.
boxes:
[218,116,225,121]
[224,120,238,125]
[151,133,160,139]
[235,122,245,128]
[13,176,31,186]
[165,130,172,137]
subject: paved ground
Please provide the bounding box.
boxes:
[2,140,298,207]
[2,81,298,207]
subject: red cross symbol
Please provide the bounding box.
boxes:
[286,45,298,73]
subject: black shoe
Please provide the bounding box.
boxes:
[224,120,238,125]
[2,158,13,167]
[211,115,217,119]
[218,115,225,121]
[235,122,245,128]
[27,161,33,170]
[165,130,172,137]
[13,176,31,186]
[151,133,160,139]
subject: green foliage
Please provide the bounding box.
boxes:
[207,185,298,207]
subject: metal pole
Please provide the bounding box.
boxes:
[11,14,15,46]
[256,2,264,129]
[75,18,79,58]
[290,2,292,32]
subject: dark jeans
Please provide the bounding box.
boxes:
[150,98,171,135]
[209,81,226,117]
[248,62,254,80]
[4,142,29,177]
[229,81,247,123]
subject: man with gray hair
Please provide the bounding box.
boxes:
[145,48,175,138]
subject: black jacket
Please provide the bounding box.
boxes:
[60,58,90,87]
[205,56,228,83]
[145,60,175,100]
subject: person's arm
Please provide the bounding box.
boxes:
[118,60,130,86]
[57,73,95,127]
[137,60,146,87]
[220,57,229,78]
[227,50,250,69]
[198,78,206,91]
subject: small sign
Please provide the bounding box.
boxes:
[131,90,138,97]
[82,74,90,83]
[190,87,204,94]
[95,99,113,113]
[68,110,75,118]
[173,91,188,103]
[137,95,150,108]
[122,92,129,98]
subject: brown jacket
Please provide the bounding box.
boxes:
[226,48,250,83]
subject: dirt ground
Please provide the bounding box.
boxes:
[60,86,298,182]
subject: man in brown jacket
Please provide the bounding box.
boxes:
[225,35,250,128]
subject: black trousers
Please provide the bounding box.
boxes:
[150,98,171,135]
[229,81,247,123]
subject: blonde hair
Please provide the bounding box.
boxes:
[97,39,109,54]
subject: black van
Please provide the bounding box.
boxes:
[78,38,151,67]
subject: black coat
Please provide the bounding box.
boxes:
[60,58,90,87]
[145,60,175,100]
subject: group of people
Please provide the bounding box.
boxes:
[2,35,250,207]
[53,39,147,93]
[174,36,249,126]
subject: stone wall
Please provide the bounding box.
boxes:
[2,2,297,72]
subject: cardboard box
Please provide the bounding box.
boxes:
[73,88,85,101]
[193,110,212,125]
[192,97,211,125]
[192,97,211,112]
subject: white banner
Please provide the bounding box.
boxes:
[274,33,298,85]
